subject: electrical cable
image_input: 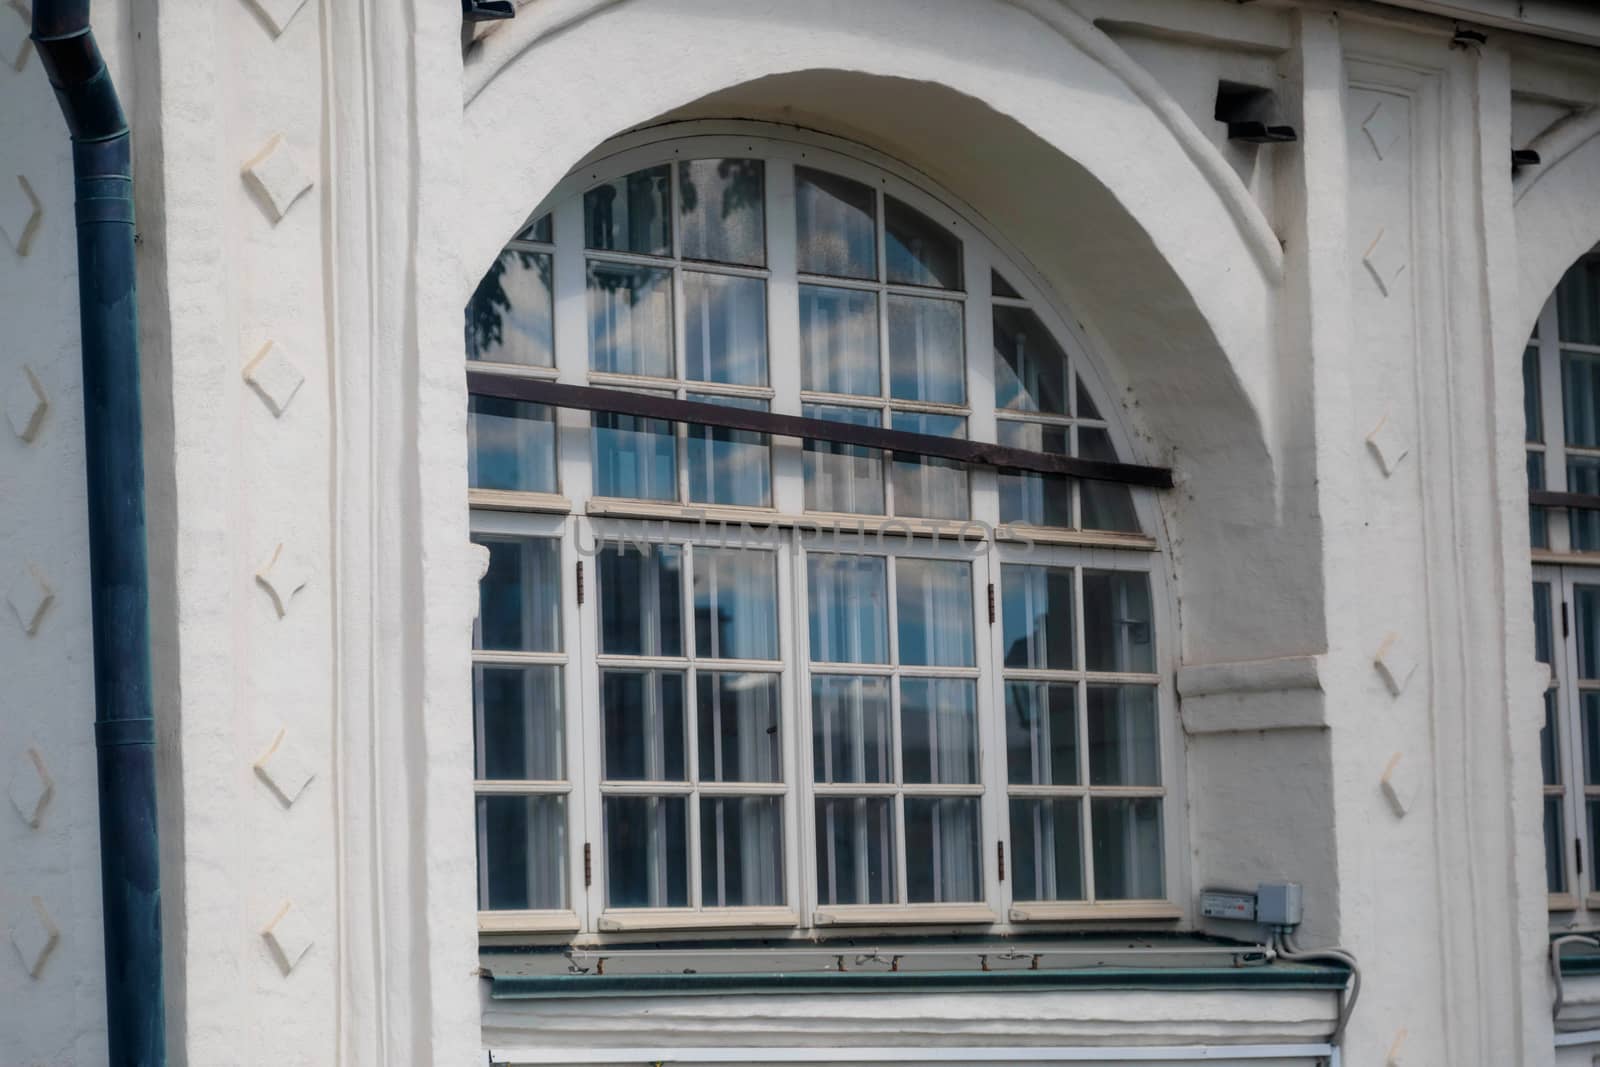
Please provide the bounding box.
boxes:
[1271,928,1361,1047]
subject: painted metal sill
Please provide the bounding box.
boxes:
[469,488,572,514]
[812,904,998,927]
[1009,901,1183,923]
[598,907,798,933]
[480,911,582,935]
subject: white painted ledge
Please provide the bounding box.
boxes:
[488,1044,1337,1064]
[1175,656,1326,735]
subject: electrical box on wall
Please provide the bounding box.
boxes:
[1200,889,1257,922]
[1199,882,1303,926]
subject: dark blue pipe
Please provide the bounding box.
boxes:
[32,4,166,1065]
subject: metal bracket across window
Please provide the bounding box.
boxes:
[467,373,1176,489]
[1532,490,1600,512]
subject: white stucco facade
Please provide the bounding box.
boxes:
[7,0,1600,1064]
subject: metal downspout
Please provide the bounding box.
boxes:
[31,3,166,1064]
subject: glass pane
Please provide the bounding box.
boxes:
[997,421,1072,528]
[1534,581,1553,664]
[696,672,781,783]
[584,165,671,256]
[888,295,964,404]
[1001,563,1075,670]
[800,285,879,396]
[991,270,1021,299]
[1584,691,1600,786]
[795,167,876,280]
[1006,682,1078,786]
[808,554,889,664]
[592,411,677,501]
[602,670,687,781]
[885,196,962,289]
[993,305,1069,415]
[1087,685,1160,786]
[684,272,768,386]
[477,795,566,910]
[1542,689,1561,787]
[803,403,885,515]
[678,158,766,267]
[700,796,784,907]
[1570,456,1600,551]
[597,544,683,656]
[466,250,554,366]
[1591,799,1600,892]
[1529,452,1548,550]
[891,412,968,520]
[588,262,674,377]
[1009,797,1084,902]
[468,396,557,493]
[1091,796,1164,900]
[604,795,689,908]
[815,796,895,905]
[900,677,978,785]
[686,394,771,508]
[1547,795,1568,894]
[474,664,564,780]
[1525,346,1542,443]
[905,797,982,903]
[1565,350,1600,448]
[812,675,892,784]
[475,538,562,653]
[1558,253,1600,345]
[1079,427,1141,533]
[1577,584,1600,679]
[1076,376,1103,420]
[693,548,779,660]
[515,213,552,244]
[1083,570,1155,674]
[895,558,975,667]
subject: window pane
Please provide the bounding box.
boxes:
[803,404,885,515]
[475,538,562,653]
[1006,682,1078,786]
[891,412,969,520]
[1565,350,1600,448]
[697,672,781,783]
[997,421,1072,529]
[604,795,689,908]
[905,797,982,903]
[1570,457,1600,551]
[1091,796,1164,900]
[800,285,879,396]
[684,272,768,386]
[602,670,686,781]
[795,167,876,280]
[593,411,677,501]
[686,394,771,508]
[516,214,552,244]
[588,262,673,377]
[1584,691,1600,787]
[993,305,1069,415]
[466,250,554,366]
[477,795,567,910]
[1525,346,1542,443]
[885,196,962,290]
[814,796,895,905]
[468,396,557,493]
[1543,689,1561,787]
[888,295,964,404]
[1576,584,1600,679]
[585,165,671,256]
[1083,570,1155,674]
[1079,427,1141,533]
[474,664,564,781]
[900,677,978,785]
[808,554,889,664]
[1547,795,1568,894]
[693,548,778,660]
[598,544,683,656]
[678,158,765,267]
[991,270,1021,299]
[1529,452,1548,550]
[812,675,892,784]
[1001,564,1075,670]
[1558,253,1600,345]
[1009,797,1084,902]
[1087,685,1160,786]
[1076,376,1103,420]
[1535,581,1554,664]
[1591,800,1600,892]
[895,558,975,667]
[700,797,784,907]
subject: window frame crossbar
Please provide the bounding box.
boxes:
[1534,490,1600,512]
[467,372,1175,489]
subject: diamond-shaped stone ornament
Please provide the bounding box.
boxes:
[0,1,31,72]
[254,728,316,807]
[4,365,47,442]
[1380,753,1420,818]
[0,174,41,256]
[243,341,305,417]
[242,135,314,222]
[7,748,53,828]
[256,543,311,618]
[1365,414,1410,476]
[5,565,53,635]
[1363,227,1407,298]
[1362,100,1403,161]
[1374,632,1418,696]
[245,0,309,36]
[262,901,314,975]
[9,897,58,978]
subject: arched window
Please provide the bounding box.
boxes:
[464,132,1177,937]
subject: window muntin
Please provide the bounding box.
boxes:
[466,135,1173,936]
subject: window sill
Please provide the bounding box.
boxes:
[812,904,997,926]
[1009,901,1184,923]
[1532,549,1600,567]
[480,910,582,934]
[597,907,798,932]
[1553,892,1580,912]
[996,524,1156,552]
[469,488,572,514]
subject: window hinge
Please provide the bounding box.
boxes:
[1563,601,1570,638]
[576,561,584,606]
[1578,837,1585,879]
[987,582,996,625]
[997,841,1006,883]
[584,842,593,887]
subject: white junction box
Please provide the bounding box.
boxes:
[1255,882,1303,927]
